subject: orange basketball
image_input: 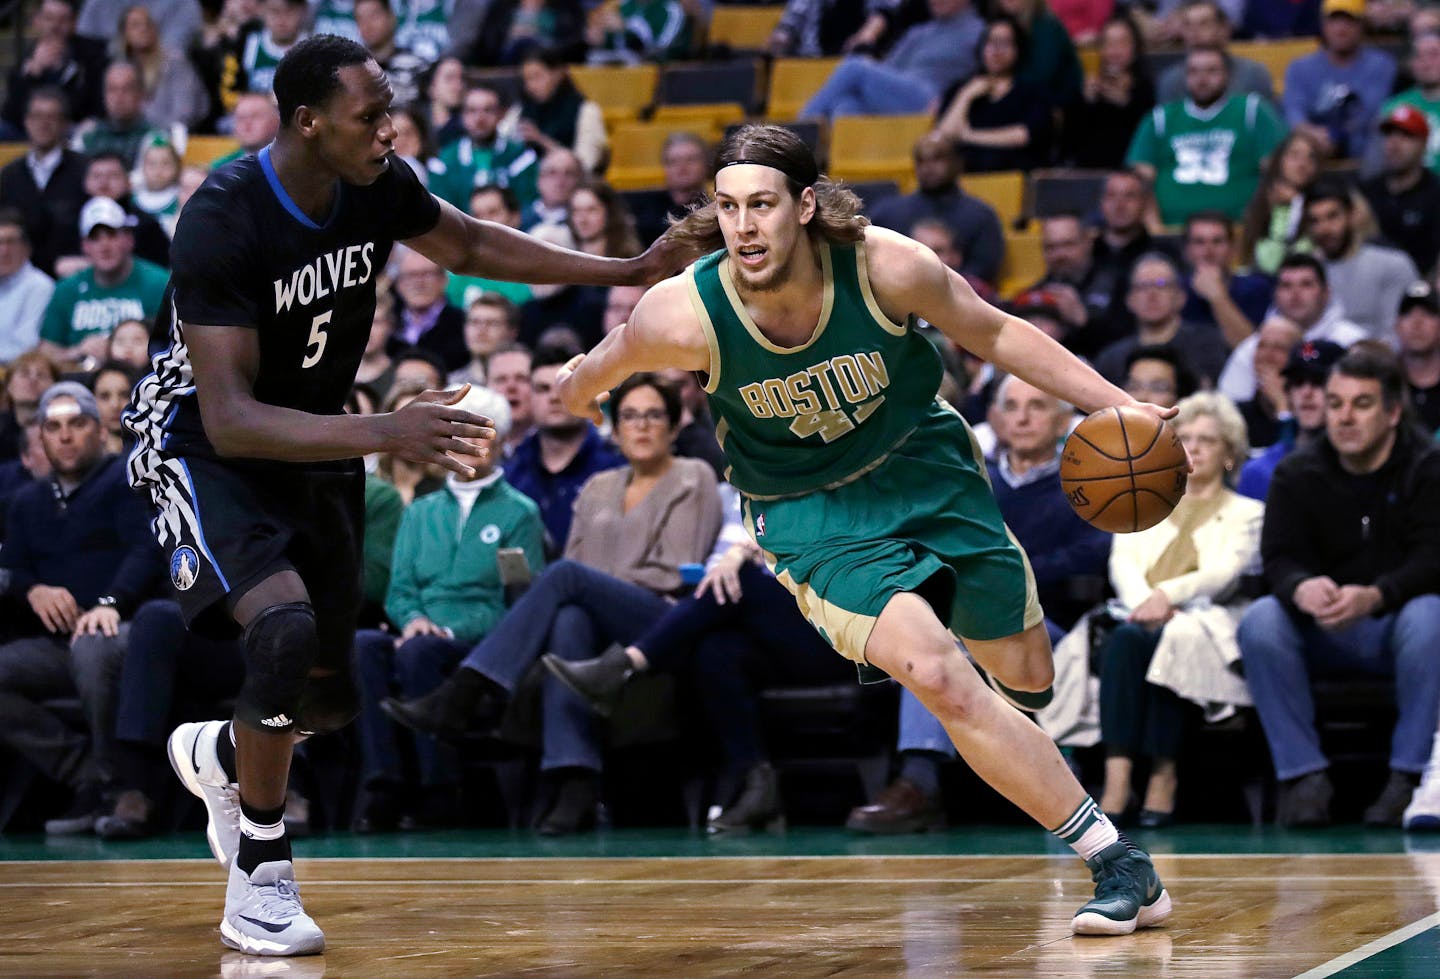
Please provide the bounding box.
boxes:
[1060,406,1188,534]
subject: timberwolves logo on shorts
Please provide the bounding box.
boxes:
[170,545,200,591]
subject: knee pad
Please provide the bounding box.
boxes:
[236,602,317,733]
[295,670,361,736]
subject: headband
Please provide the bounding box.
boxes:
[718,158,816,187]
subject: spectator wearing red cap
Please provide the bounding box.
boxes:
[1361,105,1440,277]
[1378,31,1440,174]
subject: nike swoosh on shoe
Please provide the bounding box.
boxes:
[238,916,291,934]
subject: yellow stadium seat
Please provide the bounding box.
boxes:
[607,123,713,190]
[651,102,746,130]
[0,143,27,168]
[183,135,239,167]
[828,113,932,191]
[960,171,1025,230]
[999,230,1044,299]
[570,64,659,128]
[1229,38,1319,94]
[767,56,841,120]
[709,5,784,51]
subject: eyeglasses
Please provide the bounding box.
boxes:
[1130,278,1178,293]
[617,409,668,426]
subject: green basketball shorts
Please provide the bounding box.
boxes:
[743,402,1043,666]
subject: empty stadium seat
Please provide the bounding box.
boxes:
[998,229,1044,299]
[652,102,746,132]
[766,56,841,119]
[657,59,763,114]
[570,64,660,127]
[608,122,712,189]
[1029,168,1109,219]
[828,113,931,190]
[708,5,784,53]
[960,170,1025,230]
[1230,37,1319,94]
[182,134,239,167]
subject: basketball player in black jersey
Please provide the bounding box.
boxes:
[123,35,684,956]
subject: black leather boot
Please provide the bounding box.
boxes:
[707,763,785,835]
[381,668,503,738]
[538,771,602,836]
[542,647,635,718]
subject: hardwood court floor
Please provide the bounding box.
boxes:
[3,830,1440,977]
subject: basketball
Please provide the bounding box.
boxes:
[1060,406,1188,534]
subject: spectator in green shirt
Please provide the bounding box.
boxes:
[1127,46,1288,226]
[427,84,539,212]
[351,385,546,831]
[70,61,170,169]
[38,198,168,370]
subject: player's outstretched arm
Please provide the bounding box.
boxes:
[405,198,697,288]
[865,227,1170,419]
[186,323,496,476]
[555,277,710,424]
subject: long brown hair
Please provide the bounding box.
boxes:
[664,124,868,255]
[570,179,642,259]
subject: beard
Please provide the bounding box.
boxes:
[733,249,793,294]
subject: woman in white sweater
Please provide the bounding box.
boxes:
[1097,392,1264,827]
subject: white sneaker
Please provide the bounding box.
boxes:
[221,859,325,956]
[168,720,241,867]
[1404,731,1440,831]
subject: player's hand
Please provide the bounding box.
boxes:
[28,585,80,634]
[1293,576,1341,618]
[638,233,702,285]
[382,384,496,478]
[72,606,121,640]
[1314,584,1383,631]
[1120,399,1191,473]
[695,546,749,604]
[401,615,448,639]
[555,354,610,425]
[1129,588,1175,627]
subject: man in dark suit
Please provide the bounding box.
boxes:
[0,88,88,277]
[387,245,467,372]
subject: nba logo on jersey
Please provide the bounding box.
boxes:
[755,514,766,537]
[170,545,199,591]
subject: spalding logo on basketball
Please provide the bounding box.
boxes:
[1060,406,1188,534]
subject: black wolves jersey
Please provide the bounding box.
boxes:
[124,148,441,469]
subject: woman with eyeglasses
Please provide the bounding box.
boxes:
[1094,392,1262,828]
[381,372,722,835]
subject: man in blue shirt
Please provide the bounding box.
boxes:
[0,381,159,834]
[1283,0,1397,160]
[505,347,624,551]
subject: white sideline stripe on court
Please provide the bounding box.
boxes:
[0,874,1431,888]
[1292,911,1440,978]
[1,851,1426,866]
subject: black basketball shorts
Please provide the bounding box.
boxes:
[131,452,364,661]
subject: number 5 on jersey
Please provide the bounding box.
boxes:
[302,310,331,368]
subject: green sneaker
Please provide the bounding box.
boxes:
[1072,840,1172,936]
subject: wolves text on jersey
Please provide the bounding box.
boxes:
[273,243,376,315]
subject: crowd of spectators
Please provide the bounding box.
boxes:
[3,0,1440,841]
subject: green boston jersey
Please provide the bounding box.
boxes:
[691,239,943,499]
[1125,94,1287,225]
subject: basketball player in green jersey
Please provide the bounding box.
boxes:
[556,125,1177,937]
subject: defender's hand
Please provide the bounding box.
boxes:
[380,384,496,478]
